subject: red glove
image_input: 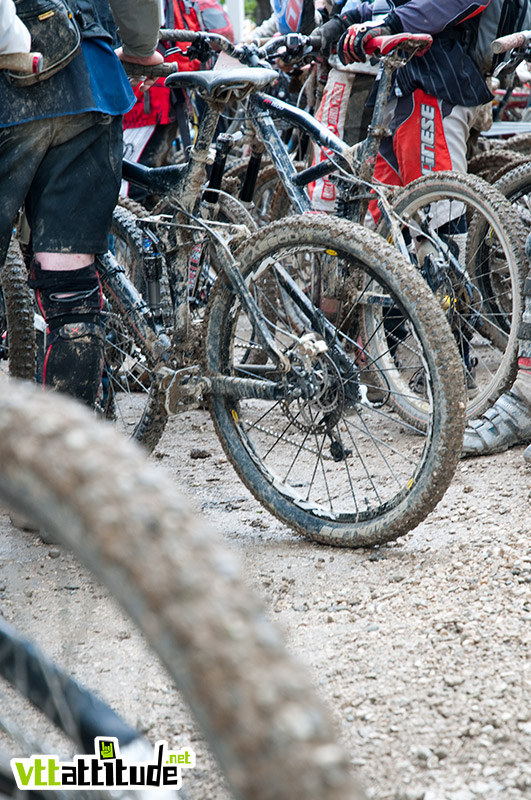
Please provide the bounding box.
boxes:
[338,24,390,64]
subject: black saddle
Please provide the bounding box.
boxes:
[165,67,277,98]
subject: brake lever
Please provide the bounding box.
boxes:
[493,52,526,79]
[185,39,214,62]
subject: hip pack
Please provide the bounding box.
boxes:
[8,0,81,87]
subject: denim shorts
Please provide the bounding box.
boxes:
[0,111,122,263]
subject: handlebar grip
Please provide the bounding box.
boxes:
[307,34,322,51]
[122,61,180,78]
[492,30,531,54]
[159,28,202,42]
[0,51,43,74]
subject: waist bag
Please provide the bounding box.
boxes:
[8,0,81,86]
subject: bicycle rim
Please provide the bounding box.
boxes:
[205,215,465,547]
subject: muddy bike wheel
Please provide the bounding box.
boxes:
[491,160,531,228]
[0,380,365,800]
[0,236,35,380]
[112,198,146,290]
[205,215,465,548]
[384,172,526,422]
[467,150,525,182]
[97,249,168,452]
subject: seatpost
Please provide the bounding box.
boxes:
[355,59,393,185]
[179,98,226,214]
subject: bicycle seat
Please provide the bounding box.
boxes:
[165,68,277,99]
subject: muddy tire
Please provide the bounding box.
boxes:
[468,150,524,182]
[205,215,465,548]
[1,236,35,380]
[0,380,365,800]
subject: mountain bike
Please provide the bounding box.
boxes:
[4,55,465,547]
[124,29,526,427]
[0,378,367,800]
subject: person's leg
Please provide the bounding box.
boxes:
[28,255,104,406]
[25,112,123,406]
[343,73,374,147]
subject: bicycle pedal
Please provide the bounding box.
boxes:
[157,366,205,415]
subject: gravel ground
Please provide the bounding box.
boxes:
[0,407,529,800]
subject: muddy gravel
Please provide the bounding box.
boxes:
[0,407,529,800]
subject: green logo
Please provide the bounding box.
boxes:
[99,742,115,760]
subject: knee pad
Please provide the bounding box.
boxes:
[28,260,103,328]
[43,320,105,407]
[29,261,105,406]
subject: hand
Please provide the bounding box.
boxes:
[115,47,164,92]
[338,23,390,64]
[317,17,348,58]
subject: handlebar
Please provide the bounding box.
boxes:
[158,29,321,65]
[124,29,432,80]
[0,51,43,74]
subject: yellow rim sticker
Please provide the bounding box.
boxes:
[325,249,338,256]
[231,409,239,422]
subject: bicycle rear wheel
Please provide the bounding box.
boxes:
[204,215,465,548]
[0,236,35,380]
[386,172,526,421]
[0,379,365,800]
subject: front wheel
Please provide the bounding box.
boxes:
[204,215,466,548]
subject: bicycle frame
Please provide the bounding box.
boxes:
[110,69,368,413]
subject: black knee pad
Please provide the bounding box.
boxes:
[28,260,102,326]
[43,321,105,407]
[29,261,105,406]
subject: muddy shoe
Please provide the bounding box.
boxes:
[462,391,531,457]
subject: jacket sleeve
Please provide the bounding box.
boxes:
[0,0,31,54]
[108,0,163,57]
[251,12,279,39]
[340,0,376,26]
[386,0,490,35]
